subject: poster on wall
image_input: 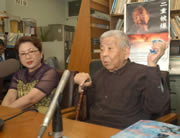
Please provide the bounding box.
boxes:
[124,0,170,71]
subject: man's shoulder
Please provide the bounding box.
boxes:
[129,62,147,70]
[92,67,106,78]
[127,62,152,76]
[129,62,160,75]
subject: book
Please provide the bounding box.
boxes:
[111,120,180,138]
[169,56,180,74]
[115,18,124,30]
[10,20,19,33]
[113,0,128,14]
[170,24,178,39]
[111,0,117,14]
[170,18,180,38]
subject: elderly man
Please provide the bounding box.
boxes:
[74,30,169,129]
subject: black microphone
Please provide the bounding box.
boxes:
[37,70,71,138]
[0,59,20,78]
[0,119,4,131]
[51,101,63,138]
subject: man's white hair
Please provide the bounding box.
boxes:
[100,30,130,48]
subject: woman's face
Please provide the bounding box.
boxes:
[18,42,43,72]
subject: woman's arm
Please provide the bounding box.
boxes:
[7,88,46,110]
[2,68,59,110]
[1,89,17,106]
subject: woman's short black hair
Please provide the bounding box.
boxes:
[15,36,42,55]
[15,36,44,62]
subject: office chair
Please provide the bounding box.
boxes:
[58,70,78,109]
[0,59,20,101]
[89,59,103,77]
[62,59,178,124]
[62,59,103,120]
[0,59,20,78]
[58,70,79,118]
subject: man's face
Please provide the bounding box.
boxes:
[132,7,150,26]
[100,36,130,72]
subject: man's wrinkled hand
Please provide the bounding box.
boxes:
[147,41,168,67]
[74,72,92,93]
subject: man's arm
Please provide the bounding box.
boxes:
[143,41,169,114]
[73,72,95,118]
[2,88,46,110]
[143,67,169,114]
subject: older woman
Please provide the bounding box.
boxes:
[1,36,60,113]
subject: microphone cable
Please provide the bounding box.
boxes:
[2,107,38,122]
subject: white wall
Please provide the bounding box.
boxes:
[6,0,66,26]
[0,0,6,11]
[42,41,65,69]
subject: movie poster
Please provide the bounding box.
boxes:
[124,0,170,71]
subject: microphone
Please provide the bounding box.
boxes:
[0,119,4,131]
[0,59,20,78]
[37,70,71,138]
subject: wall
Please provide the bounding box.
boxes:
[0,0,6,11]
[6,0,66,26]
[42,41,64,69]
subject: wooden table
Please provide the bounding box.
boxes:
[0,106,120,138]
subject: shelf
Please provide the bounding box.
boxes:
[171,40,180,47]
[68,0,109,72]
[110,14,124,18]
[171,9,180,16]
[110,9,180,18]
[110,9,180,30]
[171,39,180,41]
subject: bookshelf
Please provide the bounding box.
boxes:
[68,0,110,73]
[0,12,37,49]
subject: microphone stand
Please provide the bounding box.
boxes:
[37,70,70,138]
[48,100,63,138]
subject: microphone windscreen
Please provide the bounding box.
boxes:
[0,119,4,131]
[0,59,20,78]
